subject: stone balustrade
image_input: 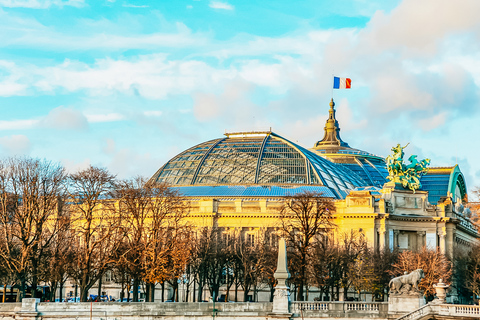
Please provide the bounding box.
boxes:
[290,301,388,318]
[396,303,480,320]
[2,299,480,320]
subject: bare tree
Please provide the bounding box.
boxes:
[454,244,480,304]
[191,227,228,302]
[391,247,452,300]
[140,182,191,302]
[279,191,335,301]
[0,157,66,301]
[66,165,118,302]
[113,177,150,302]
[40,209,73,302]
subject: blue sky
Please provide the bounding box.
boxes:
[1,0,480,195]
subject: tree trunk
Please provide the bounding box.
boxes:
[192,280,196,302]
[197,280,202,302]
[145,283,150,302]
[235,282,238,302]
[19,276,26,302]
[97,276,102,300]
[132,277,139,302]
[161,282,165,302]
[59,282,64,302]
[80,286,89,302]
[50,281,57,302]
[149,283,155,302]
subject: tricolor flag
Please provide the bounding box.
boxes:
[333,77,351,89]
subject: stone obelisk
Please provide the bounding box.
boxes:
[271,237,291,315]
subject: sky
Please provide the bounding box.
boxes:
[1,0,480,194]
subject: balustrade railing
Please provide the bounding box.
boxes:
[291,302,329,312]
[345,302,379,311]
[452,305,480,315]
[291,301,383,314]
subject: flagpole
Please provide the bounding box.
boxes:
[331,74,334,100]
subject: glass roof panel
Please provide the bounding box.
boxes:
[257,138,307,184]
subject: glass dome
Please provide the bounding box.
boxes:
[149,131,366,198]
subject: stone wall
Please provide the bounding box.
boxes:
[4,299,396,320]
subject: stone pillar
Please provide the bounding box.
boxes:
[446,225,455,259]
[269,238,292,318]
[438,227,447,255]
[235,199,243,213]
[260,199,267,213]
[393,230,399,249]
[378,227,386,251]
[416,231,425,250]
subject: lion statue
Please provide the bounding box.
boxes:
[389,269,424,294]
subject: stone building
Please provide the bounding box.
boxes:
[148,99,477,261]
[68,99,477,303]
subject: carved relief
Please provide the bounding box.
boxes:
[349,198,370,207]
[274,289,290,298]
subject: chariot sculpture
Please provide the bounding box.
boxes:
[385,143,430,192]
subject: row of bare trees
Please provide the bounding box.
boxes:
[0,156,475,303]
[0,157,192,302]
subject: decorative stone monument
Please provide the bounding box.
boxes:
[269,237,292,319]
[388,269,426,315]
[432,279,449,303]
[385,143,430,193]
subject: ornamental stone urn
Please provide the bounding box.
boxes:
[433,279,449,303]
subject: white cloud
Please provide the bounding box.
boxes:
[0,11,207,51]
[143,111,162,117]
[193,78,259,125]
[209,1,233,10]
[102,138,116,155]
[62,158,91,174]
[0,60,28,96]
[85,113,125,123]
[0,135,31,156]
[186,5,192,9]
[122,3,148,8]
[40,106,88,130]
[11,55,234,99]
[106,147,163,179]
[0,0,84,8]
[364,0,480,56]
[0,119,38,130]
[418,112,447,131]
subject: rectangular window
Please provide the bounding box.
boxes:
[246,233,255,247]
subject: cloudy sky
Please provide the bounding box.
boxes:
[1,0,480,192]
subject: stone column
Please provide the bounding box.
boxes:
[378,227,386,251]
[446,225,455,259]
[270,238,292,317]
[393,230,399,249]
[416,231,425,250]
[438,227,447,255]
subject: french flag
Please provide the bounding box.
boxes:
[333,77,351,89]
